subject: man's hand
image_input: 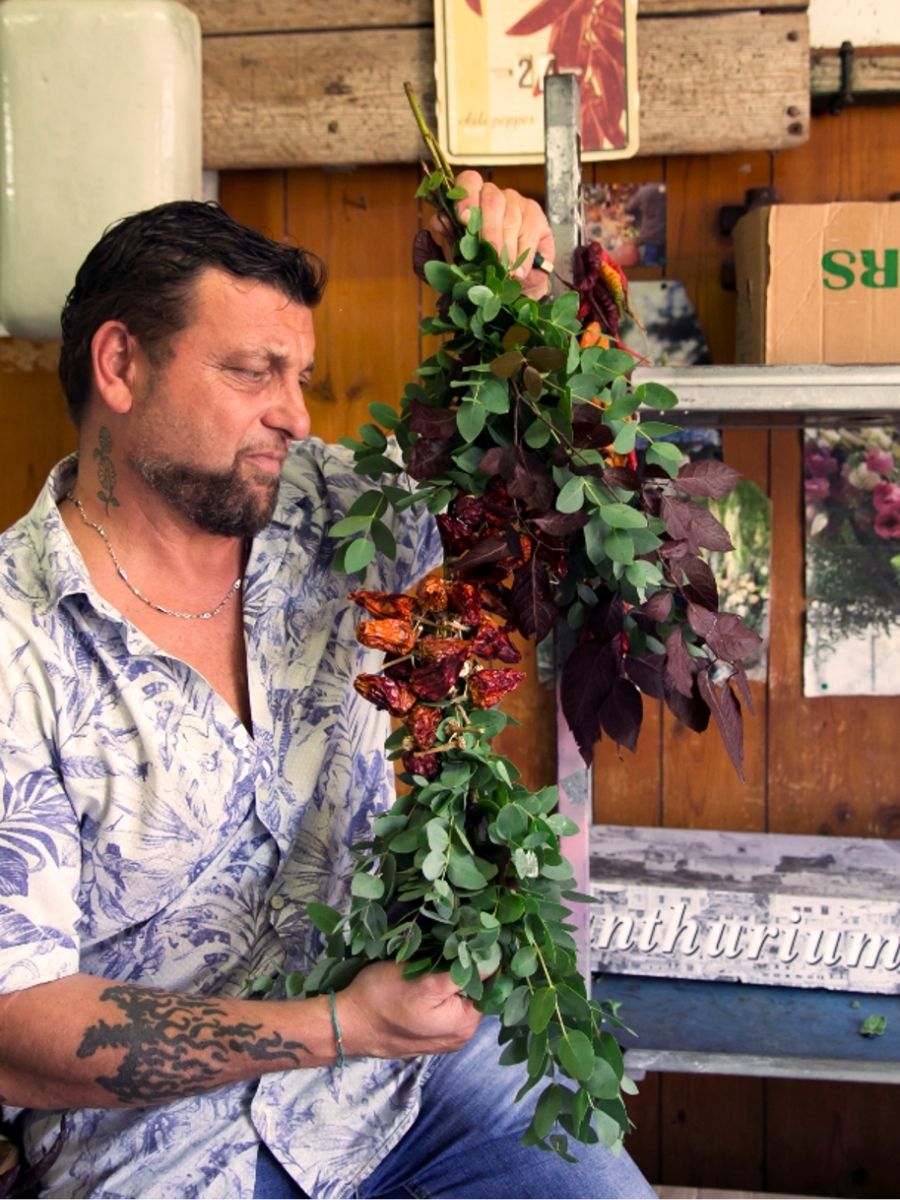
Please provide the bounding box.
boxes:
[337,961,482,1059]
[428,169,555,300]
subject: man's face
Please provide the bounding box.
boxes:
[126,267,315,537]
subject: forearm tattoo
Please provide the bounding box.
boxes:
[76,985,311,1104]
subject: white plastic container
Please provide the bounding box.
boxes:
[0,0,202,338]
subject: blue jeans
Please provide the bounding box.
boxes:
[254,1017,656,1198]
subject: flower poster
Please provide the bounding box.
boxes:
[584,182,667,268]
[804,427,900,696]
[434,0,639,164]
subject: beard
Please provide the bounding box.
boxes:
[128,449,281,538]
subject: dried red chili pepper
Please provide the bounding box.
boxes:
[348,589,418,621]
[451,495,486,529]
[402,750,440,780]
[468,668,525,709]
[437,514,478,556]
[354,673,417,716]
[407,703,442,750]
[417,577,449,611]
[356,618,417,656]
[471,621,523,664]
[409,653,468,702]
[416,635,470,664]
[448,580,482,625]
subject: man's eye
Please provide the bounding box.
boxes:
[232,367,266,381]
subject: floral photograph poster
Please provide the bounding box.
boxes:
[804,426,900,696]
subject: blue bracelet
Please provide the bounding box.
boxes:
[328,989,345,1068]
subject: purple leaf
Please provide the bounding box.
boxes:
[572,407,614,450]
[479,446,514,478]
[599,678,643,752]
[456,532,517,572]
[529,509,589,537]
[680,554,719,610]
[640,591,673,623]
[602,466,641,491]
[585,592,625,642]
[407,436,453,481]
[675,459,742,500]
[664,678,710,734]
[686,603,763,662]
[624,653,666,700]
[507,448,555,512]
[665,628,696,699]
[509,556,556,642]
[560,639,619,765]
[732,663,756,715]
[697,668,745,781]
[412,229,445,284]
[409,398,458,439]
[661,497,733,555]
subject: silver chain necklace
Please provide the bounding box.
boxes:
[66,492,243,621]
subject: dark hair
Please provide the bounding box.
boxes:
[58,200,327,425]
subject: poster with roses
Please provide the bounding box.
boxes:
[804,426,900,696]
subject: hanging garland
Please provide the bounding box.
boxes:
[294,91,761,1161]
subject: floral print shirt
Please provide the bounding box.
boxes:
[0,443,441,1198]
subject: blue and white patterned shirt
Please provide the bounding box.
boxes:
[0,442,442,1199]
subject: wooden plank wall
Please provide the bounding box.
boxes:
[1,102,898,1196]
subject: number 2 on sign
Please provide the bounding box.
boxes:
[517,54,558,91]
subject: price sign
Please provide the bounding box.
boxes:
[435,0,639,165]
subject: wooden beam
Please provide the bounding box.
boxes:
[810,45,900,98]
[201,11,810,167]
[182,1,430,34]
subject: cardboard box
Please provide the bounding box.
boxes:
[735,203,900,364]
[589,824,900,994]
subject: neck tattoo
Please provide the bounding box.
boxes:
[66,492,243,621]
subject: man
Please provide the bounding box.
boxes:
[0,174,655,1198]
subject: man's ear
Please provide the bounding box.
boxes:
[90,321,143,415]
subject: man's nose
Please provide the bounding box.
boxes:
[266,378,311,441]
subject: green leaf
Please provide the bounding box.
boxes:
[599,502,646,530]
[457,400,486,442]
[503,984,531,1027]
[424,259,458,292]
[646,440,684,477]
[603,529,635,565]
[471,940,502,974]
[524,419,552,449]
[625,560,664,592]
[425,818,450,853]
[446,184,467,200]
[468,284,494,306]
[370,519,396,559]
[532,1083,564,1140]
[495,803,529,841]
[497,891,526,923]
[637,420,680,438]
[351,872,384,899]
[482,294,502,322]
[359,423,388,449]
[307,902,344,934]
[510,945,538,978]
[585,1055,623,1099]
[396,922,423,962]
[558,1029,596,1082]
[556,476,585,513]
[450,955,474,988]
[459,232,479,261]
[635,381,679,410]
[345,490,386,517]
[343,538,376,574]
[447,850,489,890]
[328,515,374,538]
[421,847,445,880]
[368,402,399,429]
[478,378,510,413]
[528,987,557,1034]
[448,302,469,329]
[611,422,638,455]
[550,292,580,322]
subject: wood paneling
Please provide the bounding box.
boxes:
[200,12,809,168]
[183,1,431,34]
[660,1075,766,1193]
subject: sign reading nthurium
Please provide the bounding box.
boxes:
[590,825,900,994]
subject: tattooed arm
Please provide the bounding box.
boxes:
[0,965,479,1110]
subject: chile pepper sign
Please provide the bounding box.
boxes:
[434,0,639,165]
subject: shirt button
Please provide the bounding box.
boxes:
[270,895,286,911]
[233,727,250,751]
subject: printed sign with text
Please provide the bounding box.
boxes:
[435,0,639,164]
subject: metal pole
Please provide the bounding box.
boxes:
[544,73,593,985]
